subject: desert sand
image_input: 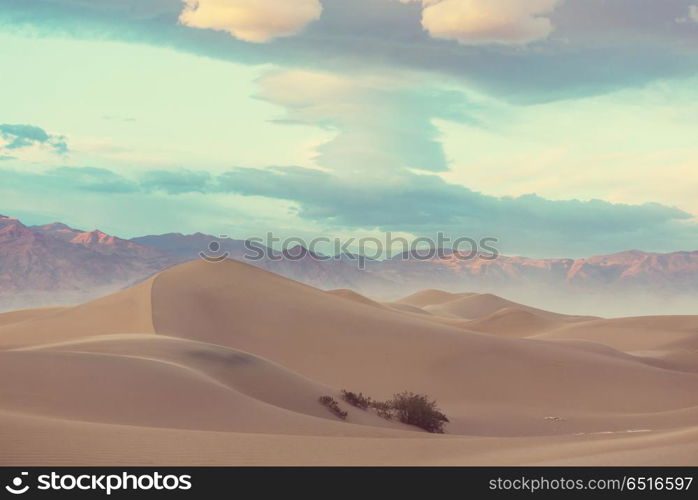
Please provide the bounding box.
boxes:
[1,259,696,465]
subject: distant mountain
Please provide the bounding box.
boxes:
[566,250,698,289]
[377,250,698,293]
[34,223,171,261]
[0,216,177,311]
[131,232,250,259]
[2,214,698,315]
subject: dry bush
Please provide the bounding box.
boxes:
[322,390,450,433]
[388,392,449,434]
[370,400,395,420]
[341,390,372,410]
[318,395,348,420]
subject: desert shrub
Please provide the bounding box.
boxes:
[318,395,348,420]
[388,392,449,434]
[369,400,395,420]
[319,391,449,433]
[341,390,372,410]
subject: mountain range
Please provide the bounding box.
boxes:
[1,214,697,315]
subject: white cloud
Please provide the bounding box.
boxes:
[255,69,459,175]
[401,0,560,45]
[179,0,322,43]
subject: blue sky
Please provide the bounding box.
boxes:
[1,0,698,257]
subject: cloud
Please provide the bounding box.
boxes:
[222,166,698,257]
[47,167,138,192]
[140,169,213,194]
[256,69,475,175]
[0,124,68,154]
[4,0,698,103]
[402,0,560,45]
[213,166,692,230]
[4,164,697,255]
[178,0,323,42]
[142,165,698,256]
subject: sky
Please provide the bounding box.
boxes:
[1,0,698,257]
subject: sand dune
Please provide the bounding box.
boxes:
[417,292,594,322]
[0,306,67,327]
[463,307,565,337]
[326,289,386,309]
[535,315,698,373]
[150,262,698,433]
[1,259,696,465]
[383,302,434,315]
[396,289,475,308]
[2,337,411,437]
[0,278,155,348]
[537,315,698,351]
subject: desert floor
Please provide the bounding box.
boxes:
[1,260,697,465]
